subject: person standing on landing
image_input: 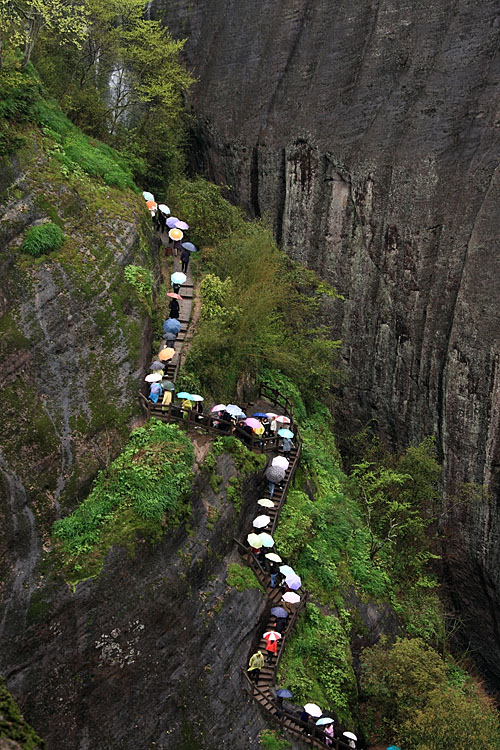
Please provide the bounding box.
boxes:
[180,247,190,274]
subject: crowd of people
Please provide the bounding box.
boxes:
[141,191,365,750]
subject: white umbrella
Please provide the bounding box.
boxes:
[258,498,275,508]
[142,191,154,201]
[343,732,357,741]
[158,203,170,214]
[279,565,295,576]
[282,592,300,604]
[190,394,204,402]
[276,415,291,425]
[263,630,282,642]
[253,515,271,528]
[265,552,282,562]
[303,703,322,718]
[272,456,289,470]
[145,372,162,382]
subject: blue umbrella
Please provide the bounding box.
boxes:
[258,532,274,547]
[276,688,293,698]
[171,272,187,285]
[177,392,193,399]
[252,412,268,418]
[163,318,181,334]
[182,242,197,252]
[387,747,401,750]
[271,607,289,618]
[278,428,294,438]
[316,718,335,726]
[166,216,179,228]
[142,191,154,201]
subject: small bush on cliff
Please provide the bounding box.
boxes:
[124,264,154,312]
[21,222,64,257]
[0,677,45,749]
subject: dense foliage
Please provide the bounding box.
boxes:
[0,677,45,749]
[52,421,194,579]
[226,562,263,593]
[21,222,64,256]
[360,637,500,749]
[124,264,154,313]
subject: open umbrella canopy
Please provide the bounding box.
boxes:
[276,688,293,699]
[182,242,197,252]
[285,575,301,590]
[278,428,294,439]
[190,394,204,402]
[316,718,335,726]
[226,404,243,416]
[158,203,170,214]
[272,456,289,470]
[252,412,268,418]
[143,191,154,201]
[263,630,282,642]
[258,532,274,547]
[211,404,226,412]
[166,216,179,227]
[146,200,157,210]
[167,292,182,300]
[275,415,291,425]
[266,412,278,418]
[387,747,401,750]
[258,498,275,508]
[163,318,181,334]
[265,552,282,563]
[169,228,183,241]
[271,607,288,618]
[145,372,163,382]
[176,391,193,399]
[245,417,262,430]
[282,591,300,604]
[304,703,322,717]
[266,465,285,483]
[161,380,175,391]
[171,272,187,285]
[343,732,357,741]
[158,347,175,361]
[150,361,165,371]
[175,220,189,230]
[279,565,295,576]
[253,515,271,528]
[247,532,262,548]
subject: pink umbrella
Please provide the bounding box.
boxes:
[245,417,262,431]
[211,404,226,412]
[175,220,189,230]
[282,592,300,604]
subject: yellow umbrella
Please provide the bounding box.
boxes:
[254,425,265,436]
[247,533,262,548]
[158,347,175,361]
[169,228,183,241]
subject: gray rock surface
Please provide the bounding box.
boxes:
[153,0,500,682]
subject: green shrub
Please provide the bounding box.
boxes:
[0,677,45,749]
[259,729,291,750]
[21,223,64,257]
[226,562,263,592]
[53,421,194,557]
[124,265,154,312]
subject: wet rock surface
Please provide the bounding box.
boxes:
[1,456,278,749]
[153,0,500,685]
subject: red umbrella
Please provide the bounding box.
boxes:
[263,631,282,642]
[167,292,182,300]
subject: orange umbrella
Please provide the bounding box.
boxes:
[169,228,183,241]
[158,347,175,361]
[146,200,157,210]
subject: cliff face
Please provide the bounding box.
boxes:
[0,128,156,655]
[1,454,279,750]
[153,0,500,680]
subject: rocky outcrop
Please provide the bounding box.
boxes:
[1,453,277,750]
[153,0,500,682]
[0,130,157,658]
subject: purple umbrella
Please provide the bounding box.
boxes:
[285,574,302,590]
[271,607,289,619]
[166,216,179,228]
[175,220,189,230]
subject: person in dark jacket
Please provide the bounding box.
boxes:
[180,247,190,274]
[169,298,180,319]
[158,210,167,233]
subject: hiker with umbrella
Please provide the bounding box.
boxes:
[275,688,292,718]
[278,428,294,457]
[263,626,281,663]
[266,464,285,499]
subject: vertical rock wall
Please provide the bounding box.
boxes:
[153,0,500,680]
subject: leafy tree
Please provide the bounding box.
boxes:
[0,0,88,70]
[360,637,500,750]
